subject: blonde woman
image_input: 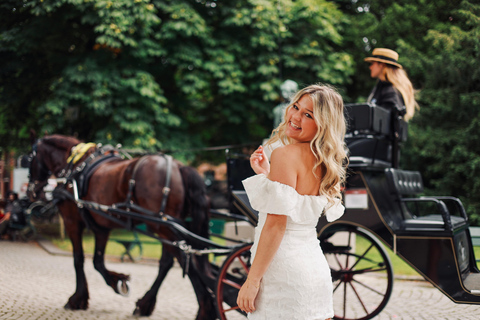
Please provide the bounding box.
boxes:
[365,48,418,121]
[236,84,348,319]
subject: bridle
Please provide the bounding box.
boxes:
[27,139,52,200]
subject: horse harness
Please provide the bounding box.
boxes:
[57,146,215,274]
[52,143,175,227]
[30,140,232,276]
[125,154,173,218]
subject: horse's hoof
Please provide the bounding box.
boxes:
[117,279,130,297]
[133,305,153,317]
[133,306,141,316]
[64,300,88,310]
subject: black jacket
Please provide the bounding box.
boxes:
[367,80,405,115]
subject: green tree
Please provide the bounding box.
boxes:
[0,0,353,159]
[401,1,480,224]
[334,0,462,102]
[1,0,180,151]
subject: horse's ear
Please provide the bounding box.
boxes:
[29,129,37,145]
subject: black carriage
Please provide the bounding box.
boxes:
[221,102,480,320]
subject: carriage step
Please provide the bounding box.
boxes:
[463,273,480,293]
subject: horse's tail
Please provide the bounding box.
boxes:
[178,165,213,277]
[178,166,210,242]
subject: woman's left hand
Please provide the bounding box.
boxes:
[250,145,270,175]
[236,278,260,314]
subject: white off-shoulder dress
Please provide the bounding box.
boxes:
[242,174,344,320]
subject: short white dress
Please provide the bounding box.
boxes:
[242,174,344,320]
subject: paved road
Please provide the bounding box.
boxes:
[1,240,480,320]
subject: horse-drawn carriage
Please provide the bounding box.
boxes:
[26,102,480,320]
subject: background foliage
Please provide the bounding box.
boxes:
[0,0,353,157]
[1,0,480,222]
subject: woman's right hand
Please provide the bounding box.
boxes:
[250,146,270,175]
[237,278,260,314]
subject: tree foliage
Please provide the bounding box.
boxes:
[0,0,353,157]
[401,1,480,224]
[335,0,463,102]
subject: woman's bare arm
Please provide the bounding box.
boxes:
[237,146,297,313]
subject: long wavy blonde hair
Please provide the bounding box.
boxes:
[266,84,348,204]
[383,66,419,121]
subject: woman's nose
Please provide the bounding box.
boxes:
[292,112,301,121]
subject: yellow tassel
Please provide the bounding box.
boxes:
[66,143,97,164]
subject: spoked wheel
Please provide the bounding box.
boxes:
[320,225,393,320]
[215,243,252,320]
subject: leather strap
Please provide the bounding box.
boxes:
[159,155,173,215]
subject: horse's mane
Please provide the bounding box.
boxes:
[42,134,81,151]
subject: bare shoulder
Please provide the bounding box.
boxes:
[271,144,303,158]
[268,144,303,188]
[272,143,313,162]
[270,144,302,166]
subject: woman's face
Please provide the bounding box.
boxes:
[369,61,385,79]
[285,95,318,143]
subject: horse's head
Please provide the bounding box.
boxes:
[26,135,80,202]
[26,139,51,202]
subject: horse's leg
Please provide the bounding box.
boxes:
[64,216,89,310]
[134,246,216,319]
[187,255,217,320]
[92,229,130,295]
[134,246,174,316]
[132,159,215,318]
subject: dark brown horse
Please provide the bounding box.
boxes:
[27,134,216,319]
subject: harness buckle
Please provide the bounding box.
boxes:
[162,187,171,195]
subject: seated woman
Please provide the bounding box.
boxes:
[365,47,418,120]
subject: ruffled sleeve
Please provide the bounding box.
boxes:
[242,174,341,223]
[325,198,345,222]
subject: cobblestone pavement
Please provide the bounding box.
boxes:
[1,240,480,320]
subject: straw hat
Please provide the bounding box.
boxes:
[364,48,402,69]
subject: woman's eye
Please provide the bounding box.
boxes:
[293,105,299,110]
[305,113,312,119]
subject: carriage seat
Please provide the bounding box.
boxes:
[385,168,467,231]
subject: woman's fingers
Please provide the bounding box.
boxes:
[237,299,250,313]
[240,301,254,313]
[236,284,258,314]
[251,147,264,162]
[249,299,256,312]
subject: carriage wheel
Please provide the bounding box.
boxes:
[320,225,393,320]
[215,243,252,320]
